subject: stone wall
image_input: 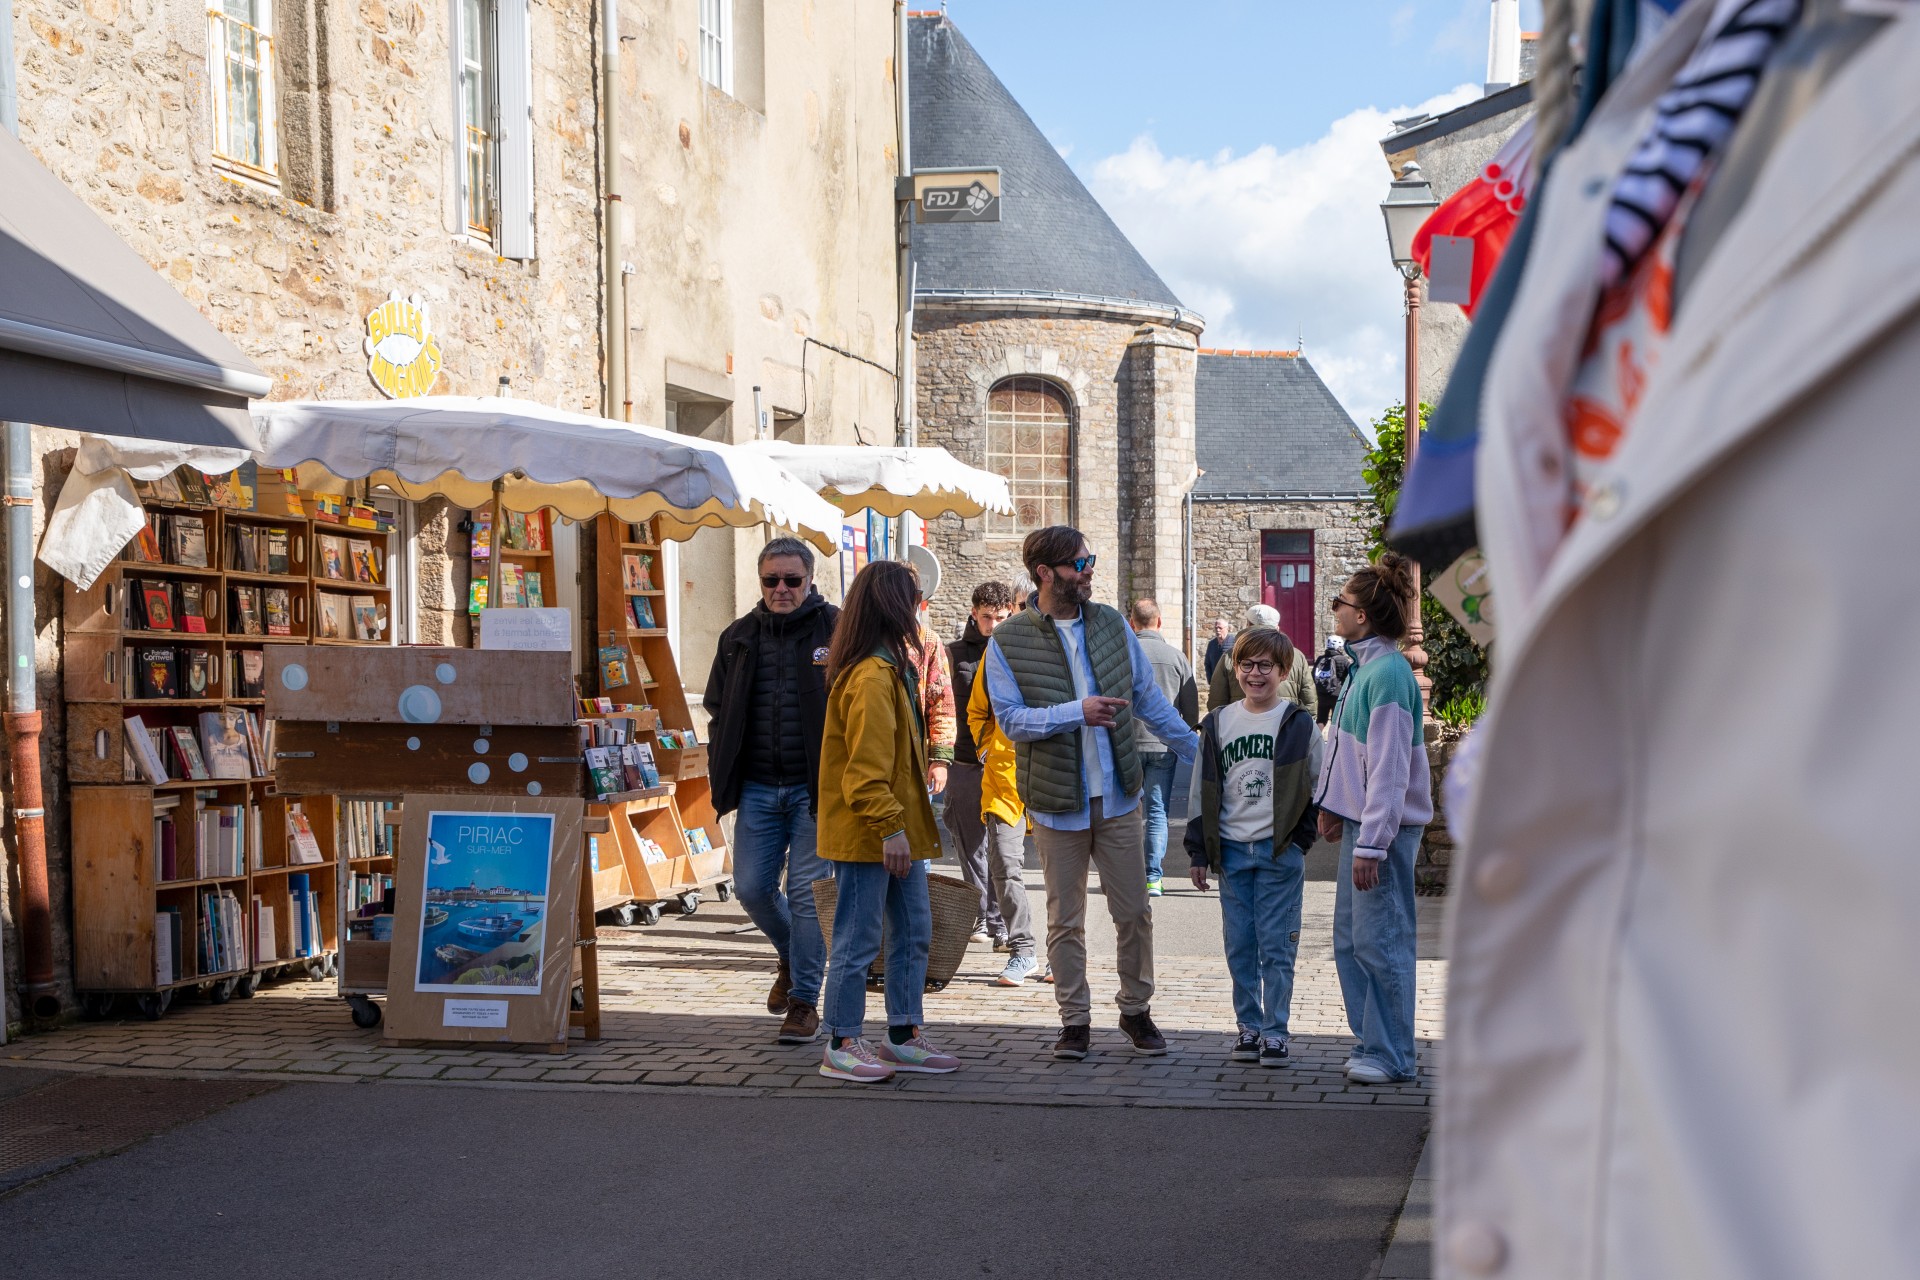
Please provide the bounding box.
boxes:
[1190,496,1372,668]
[1419,724,1467,892]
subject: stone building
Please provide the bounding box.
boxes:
[906,13,1204,639]
[1189,349,1371,664]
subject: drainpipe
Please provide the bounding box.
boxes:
[600,0,625,421]
[2,0,55,1029]
[894,2,913,449]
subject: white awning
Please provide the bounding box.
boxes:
[737,441,1013,519]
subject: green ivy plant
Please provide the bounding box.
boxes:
[1362,402,1489,718]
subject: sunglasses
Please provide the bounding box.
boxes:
[1331,596,1361,613]
[761,574,807,589]
[1051,554,1097,573]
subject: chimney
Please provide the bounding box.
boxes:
[1486,0,1521,94]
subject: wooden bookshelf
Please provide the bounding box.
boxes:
[468,502,557,628]
[63,485,396,1019]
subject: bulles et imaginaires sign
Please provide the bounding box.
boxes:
[364,292,444,398]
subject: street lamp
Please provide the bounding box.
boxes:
[1380,163,1439,709]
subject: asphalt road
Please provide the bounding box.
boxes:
[0,1077,1426,1280]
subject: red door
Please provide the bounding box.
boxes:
[1260,530,1315,652]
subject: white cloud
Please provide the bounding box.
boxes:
[1084,84,1478,432]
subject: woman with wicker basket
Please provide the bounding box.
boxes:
[814,560,962,1083]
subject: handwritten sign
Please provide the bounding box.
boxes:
[478,607,572,652]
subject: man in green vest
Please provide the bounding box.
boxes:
[982,525,1201,1060]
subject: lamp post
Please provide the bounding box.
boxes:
[1380,163,1440,710]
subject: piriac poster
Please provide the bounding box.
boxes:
[414,810,556,994]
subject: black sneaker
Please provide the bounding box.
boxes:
[1231,1029,1261,1063]
[1052,1023,1091,1060]
[1118,1010,1168,1056]
[1260,1037,1290,1068]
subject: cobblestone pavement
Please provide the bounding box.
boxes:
[2,879,1446,1111]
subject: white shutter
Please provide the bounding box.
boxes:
[494,0,535,259]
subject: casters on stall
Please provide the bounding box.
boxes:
[348,995,383,1029]
[135,991,172,1021]
[80,992,116,1021]
[615,903,640,927]
[235,973,261,999]
[207,977,238,1005]
[304,958,328,981]
[570,986,586,1012]
[715,880,734,903]
[639,902,663,927]
[678,891,701,917]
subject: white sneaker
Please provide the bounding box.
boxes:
[994,954,1040,986]
[1346,1060,1401,1086]
[968,921,991,944]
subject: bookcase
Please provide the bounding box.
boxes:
[63,483,395,1018]
[468,502,556,619]
[588,515,732,926]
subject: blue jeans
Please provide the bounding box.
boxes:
[1333,821,1422,1079]
[822,859,930,1040]
[1140,751,1179,882]
[1218,836,1306,1040]
[732,781,828,1006]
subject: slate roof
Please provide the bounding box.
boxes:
[1193,352,1371,498]
[908,15,1187,314]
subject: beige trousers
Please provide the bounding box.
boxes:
[1033,798,1153,1024]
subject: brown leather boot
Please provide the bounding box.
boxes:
[767,961,792,1015]
[777,1000,820,1044]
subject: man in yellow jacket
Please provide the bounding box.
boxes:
[965,638,1038,985]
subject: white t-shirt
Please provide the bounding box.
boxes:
[1218,700,1288,842]
[1054,614,1105,800]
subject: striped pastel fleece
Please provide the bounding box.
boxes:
[1313,636,1432,859]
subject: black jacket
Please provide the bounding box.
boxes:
[703,593,839,817]
[946,617,991,766]
[1203,635,1229,681]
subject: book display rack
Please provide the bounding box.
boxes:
[64,476,396,1019]
[588,516,732,927]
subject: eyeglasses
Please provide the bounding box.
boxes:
[1235,660,1276,675]
[761,574,807,589]
[1051,554,1097,573]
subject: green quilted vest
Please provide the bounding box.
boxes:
[993,602,1143,813]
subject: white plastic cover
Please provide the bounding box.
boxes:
[737,441,1014,519]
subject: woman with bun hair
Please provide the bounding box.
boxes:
[1314,552,1430,1086]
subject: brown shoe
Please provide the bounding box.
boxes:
[1052,1023,1091,1060]
[777,1000,820,1044]
[767,961,792,1015]
[1119,1010,1168,1056]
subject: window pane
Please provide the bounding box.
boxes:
[985,377,1071,540]
[1261,530,1311,556]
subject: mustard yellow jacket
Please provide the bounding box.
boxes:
[817,653,941,862]
[965,670,1025,828]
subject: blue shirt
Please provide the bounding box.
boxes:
[983,610,1201,831]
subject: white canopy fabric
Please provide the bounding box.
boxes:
[252,397,846,552]
[39,433,256,588]
[738,441,1013,519]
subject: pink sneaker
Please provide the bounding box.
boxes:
[876,1032,960,1074]
[820,1038,896,1083]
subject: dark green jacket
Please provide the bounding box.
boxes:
[991,602,1142,814]
[1183,701,1320,872]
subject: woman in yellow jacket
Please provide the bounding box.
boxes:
[815,560,961,1083]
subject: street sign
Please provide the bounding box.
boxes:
[911,167,1001,224]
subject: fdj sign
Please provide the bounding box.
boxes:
[912,167,1002,224]
[364,292,445,399]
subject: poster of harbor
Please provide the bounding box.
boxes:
[414,810,556,995]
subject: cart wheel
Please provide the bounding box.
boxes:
[615,903,639,927]
[79,992,117,1021]
[304,957,327,981]
[715,881,734,903]
[235,973,261,999]
[639,903,664,927]
[323,953,339,979]
[678,891,701,917]
[348,995,383,1029]
[207,978,237,1005]
[570,986,586,1011]
[135,991,171,1020]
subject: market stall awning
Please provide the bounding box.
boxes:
[737,440,1013,519]
[252,397,848,552]
[0,128,267,448]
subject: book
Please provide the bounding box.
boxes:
[198,710,252,779]
[348,541,380,584]
[182,647,214,697]
[317,534,347,580]
[288,810,324,865]
[265,527,291,575]
[314,593,343,640]
[469,508,492,560]
[168,725,210,780]
[598,643,631,690]
[232,648,265,699]
[139,581,176,631]
[254,898,276,964]
[130,518,164,563]
[628,595,657,629]
[150,470,184,503]
[155,911,175,985]
[584,746,623,800]
[525,571,544,609]
[174,467,211,505]
[171,517,208,567]
[350,595,380,641]
[685,828,714,855]
[230,585,263,636]
[311,493,345,523]
[263,588,292,637]
[525,509,549,551]
[124,715,169,784]
[500,562,524,608]
[504,510,528,550]
[136,647,178,699]
[175,581,207,634]
[242,709,268,775]
[622,553,654,592]
[467,578,488,613]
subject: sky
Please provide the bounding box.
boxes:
[940,0,1545,430]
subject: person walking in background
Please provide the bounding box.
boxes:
[985,526,1200,1060]
[1310,636,1350,727]
[703,537,839,1046]
[1130,599,1199,897]
[945,581,1018,948]
[1185,626,1322,1069]
[910,581,957,793]
[1208,604,1316,711]
[964,616,1040,987]
[1314,554,1428,1086]
[815,560,960,1084]
[1202,616,1232,681]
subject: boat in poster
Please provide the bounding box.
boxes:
[414,811,556,994]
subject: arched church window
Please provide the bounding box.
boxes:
[985,377,1071,540]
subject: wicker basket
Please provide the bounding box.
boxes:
[811,870,978,992]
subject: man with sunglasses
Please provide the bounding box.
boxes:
[704,537,840,1045]
[983,526,1201,1060]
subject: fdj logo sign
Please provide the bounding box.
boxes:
[364,292,444,399]
[912,168,1002,224]
[922,183,993,216]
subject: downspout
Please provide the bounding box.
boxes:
[1,0,55,1028]
[894,2,913,449]
[600,0,625,421]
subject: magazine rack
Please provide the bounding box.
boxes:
[264,646,605,1048]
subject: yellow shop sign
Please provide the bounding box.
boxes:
[363,292,444,398]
